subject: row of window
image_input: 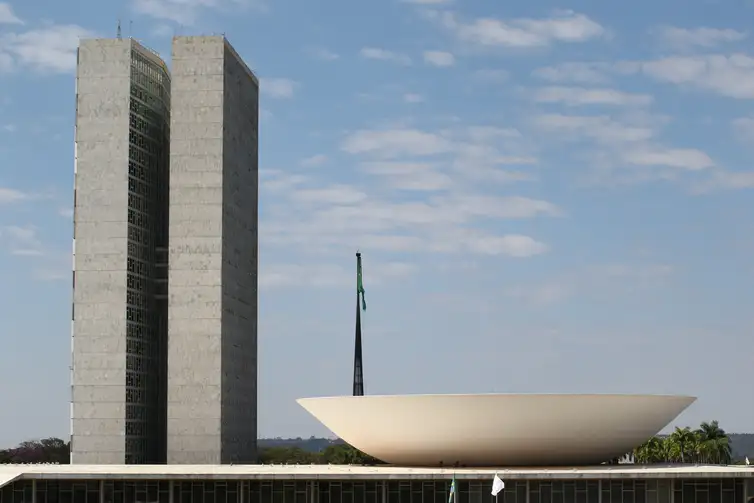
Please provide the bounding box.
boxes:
[129,144,160,175]
[127,256,151,277]
[129,111,159,136]
[126,192,163,226]
[126,289,150,309]
[129,129,162,157]
[125,437,149,464]
[127,226,151,246]
[131,50,170,86]
[130,84,167,114]
[127,157,162,187]
[131,71,169,103]
[129,97,168,129]
[2,480,748,503]
[126,323,158,342]
[128,176,152,199]
[131,52,170,102]
[126,337,151,357]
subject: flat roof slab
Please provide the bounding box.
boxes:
[1,464,754,484]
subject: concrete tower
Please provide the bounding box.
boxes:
[166,36,259,464]
[71,38,170,464]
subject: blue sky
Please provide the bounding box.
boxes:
[1,0,754,447]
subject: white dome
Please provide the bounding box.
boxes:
[297,393,695,466]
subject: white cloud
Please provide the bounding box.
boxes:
[695,170,754,191]
[58,207,74,218]
[403,93,424,103]
[432,10,605,48]
[359,47,412,65]
[0,3,22,24]
[533,62,611,84]
[637,54,754,99]
[533,86,652,107]
[0,225,44,256]
[531,112,718,184]
[0,24,96,73]
[467,234,547,257]
[306,47,339,61]
[291,185,368,205]
[0,187,29,204]
[261,122,553,263]
[300,154,328,167]
[261,188,556,258]
[261,78,298,98]
[532,114,655,145]
[508,263,674,305]
[341,125,538,187]
[423,50,455,67]
[341,128,452,157]
[623,148,715,171]
[654,26,747,49]
[132,0,260,25]
[402,0,453,4]
[260,260,415,290]
[361,162,453,191]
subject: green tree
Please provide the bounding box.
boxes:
[696,421,732,464]
[667,427,698,463]
[258,447,320,464]
[630,421,732,465]
[634,436,667,464]
[321,444,383,465]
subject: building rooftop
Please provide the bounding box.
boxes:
[1,464,753,488]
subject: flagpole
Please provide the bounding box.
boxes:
[353,251,365,396]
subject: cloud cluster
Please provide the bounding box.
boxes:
[653,26,747,50]
[360,47,412,66]
[522,25,754,188]
[423,9,606,49]
[261,78,298,99]
[259,123,556,286]
[0,5,95,74]
[0,225,43,257]
[132,0,261,26]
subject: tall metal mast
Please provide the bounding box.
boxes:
[353,252,365,396]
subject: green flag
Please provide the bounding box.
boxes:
[357,254,366,311]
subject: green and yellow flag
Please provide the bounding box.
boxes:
[357,253,366,311]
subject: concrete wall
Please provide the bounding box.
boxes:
[71,38,132,464]
[167,35,258,464]
[220,42,259,464]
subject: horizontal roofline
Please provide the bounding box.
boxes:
[1,464,754,483]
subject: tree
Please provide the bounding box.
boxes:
[634,436,667,464]
[696,421,732,464]
[320,444,383,465]
[0,437,70,464]
[255,444,384,465]
[631,421,733,465]
[668,427,697,463]
[258,447,320,464]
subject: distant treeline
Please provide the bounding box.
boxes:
[262,434,754,462]
[4,433,754,465]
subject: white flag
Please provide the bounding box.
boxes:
[746,457,750,466]
[491,474,504,496]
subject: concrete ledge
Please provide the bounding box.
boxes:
[2,464,754,482]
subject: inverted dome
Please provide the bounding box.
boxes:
[297,393,695,466]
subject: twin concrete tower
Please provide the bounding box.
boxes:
[71,36,259,465]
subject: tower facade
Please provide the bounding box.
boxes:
[166,36,259,464]
[71,38,170,464]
